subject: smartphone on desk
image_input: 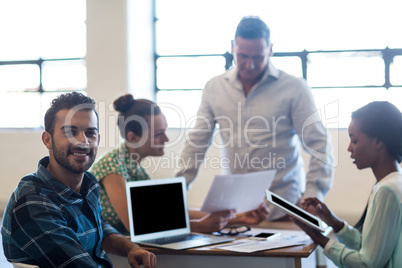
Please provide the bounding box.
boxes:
[249,232,280,241]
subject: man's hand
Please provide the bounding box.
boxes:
[102,233,156,268]
[190,209,236,233]
[127,247,157,268]
[230,202,269,225]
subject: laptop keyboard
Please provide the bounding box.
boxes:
[142,234,207,245]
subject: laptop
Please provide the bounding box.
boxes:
[126,177,234,250]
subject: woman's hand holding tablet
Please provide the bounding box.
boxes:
[265,190,327,232]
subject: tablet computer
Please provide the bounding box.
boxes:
[265,189,326,232]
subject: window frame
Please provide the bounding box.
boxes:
[153,8,402,129]
[0,57,86,94]
[155,48,402,92]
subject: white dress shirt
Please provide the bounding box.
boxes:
[176,62,335,220]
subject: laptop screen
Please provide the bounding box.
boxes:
[126,177,190,240]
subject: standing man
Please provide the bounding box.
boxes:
[176,16,334,220]
[1,92,156,268]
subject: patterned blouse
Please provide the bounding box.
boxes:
[91,143,150,234]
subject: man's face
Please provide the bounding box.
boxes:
[232,37,272,82]
[48,109,99,174]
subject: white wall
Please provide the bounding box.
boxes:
[0,0,374,225]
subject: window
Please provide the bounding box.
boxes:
[0,0,86,128]
[154,0,402,128]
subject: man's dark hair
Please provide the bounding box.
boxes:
[235,16,270,45]
[44,92,98,135]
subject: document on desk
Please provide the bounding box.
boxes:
[201,170,276,214]
[214,228,311,253]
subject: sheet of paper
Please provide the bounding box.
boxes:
[200,170,276,214]
[214,228,311,253]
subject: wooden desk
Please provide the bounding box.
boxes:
[108,221,325,268]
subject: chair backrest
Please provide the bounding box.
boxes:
[11,262,39,268]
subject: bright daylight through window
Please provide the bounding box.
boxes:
[0,0,86,128]
[154,0,402,128]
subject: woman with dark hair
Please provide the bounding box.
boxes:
[91,94,268,235]
[293,101,402,267]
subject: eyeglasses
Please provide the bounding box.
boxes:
[218,225,251,236]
